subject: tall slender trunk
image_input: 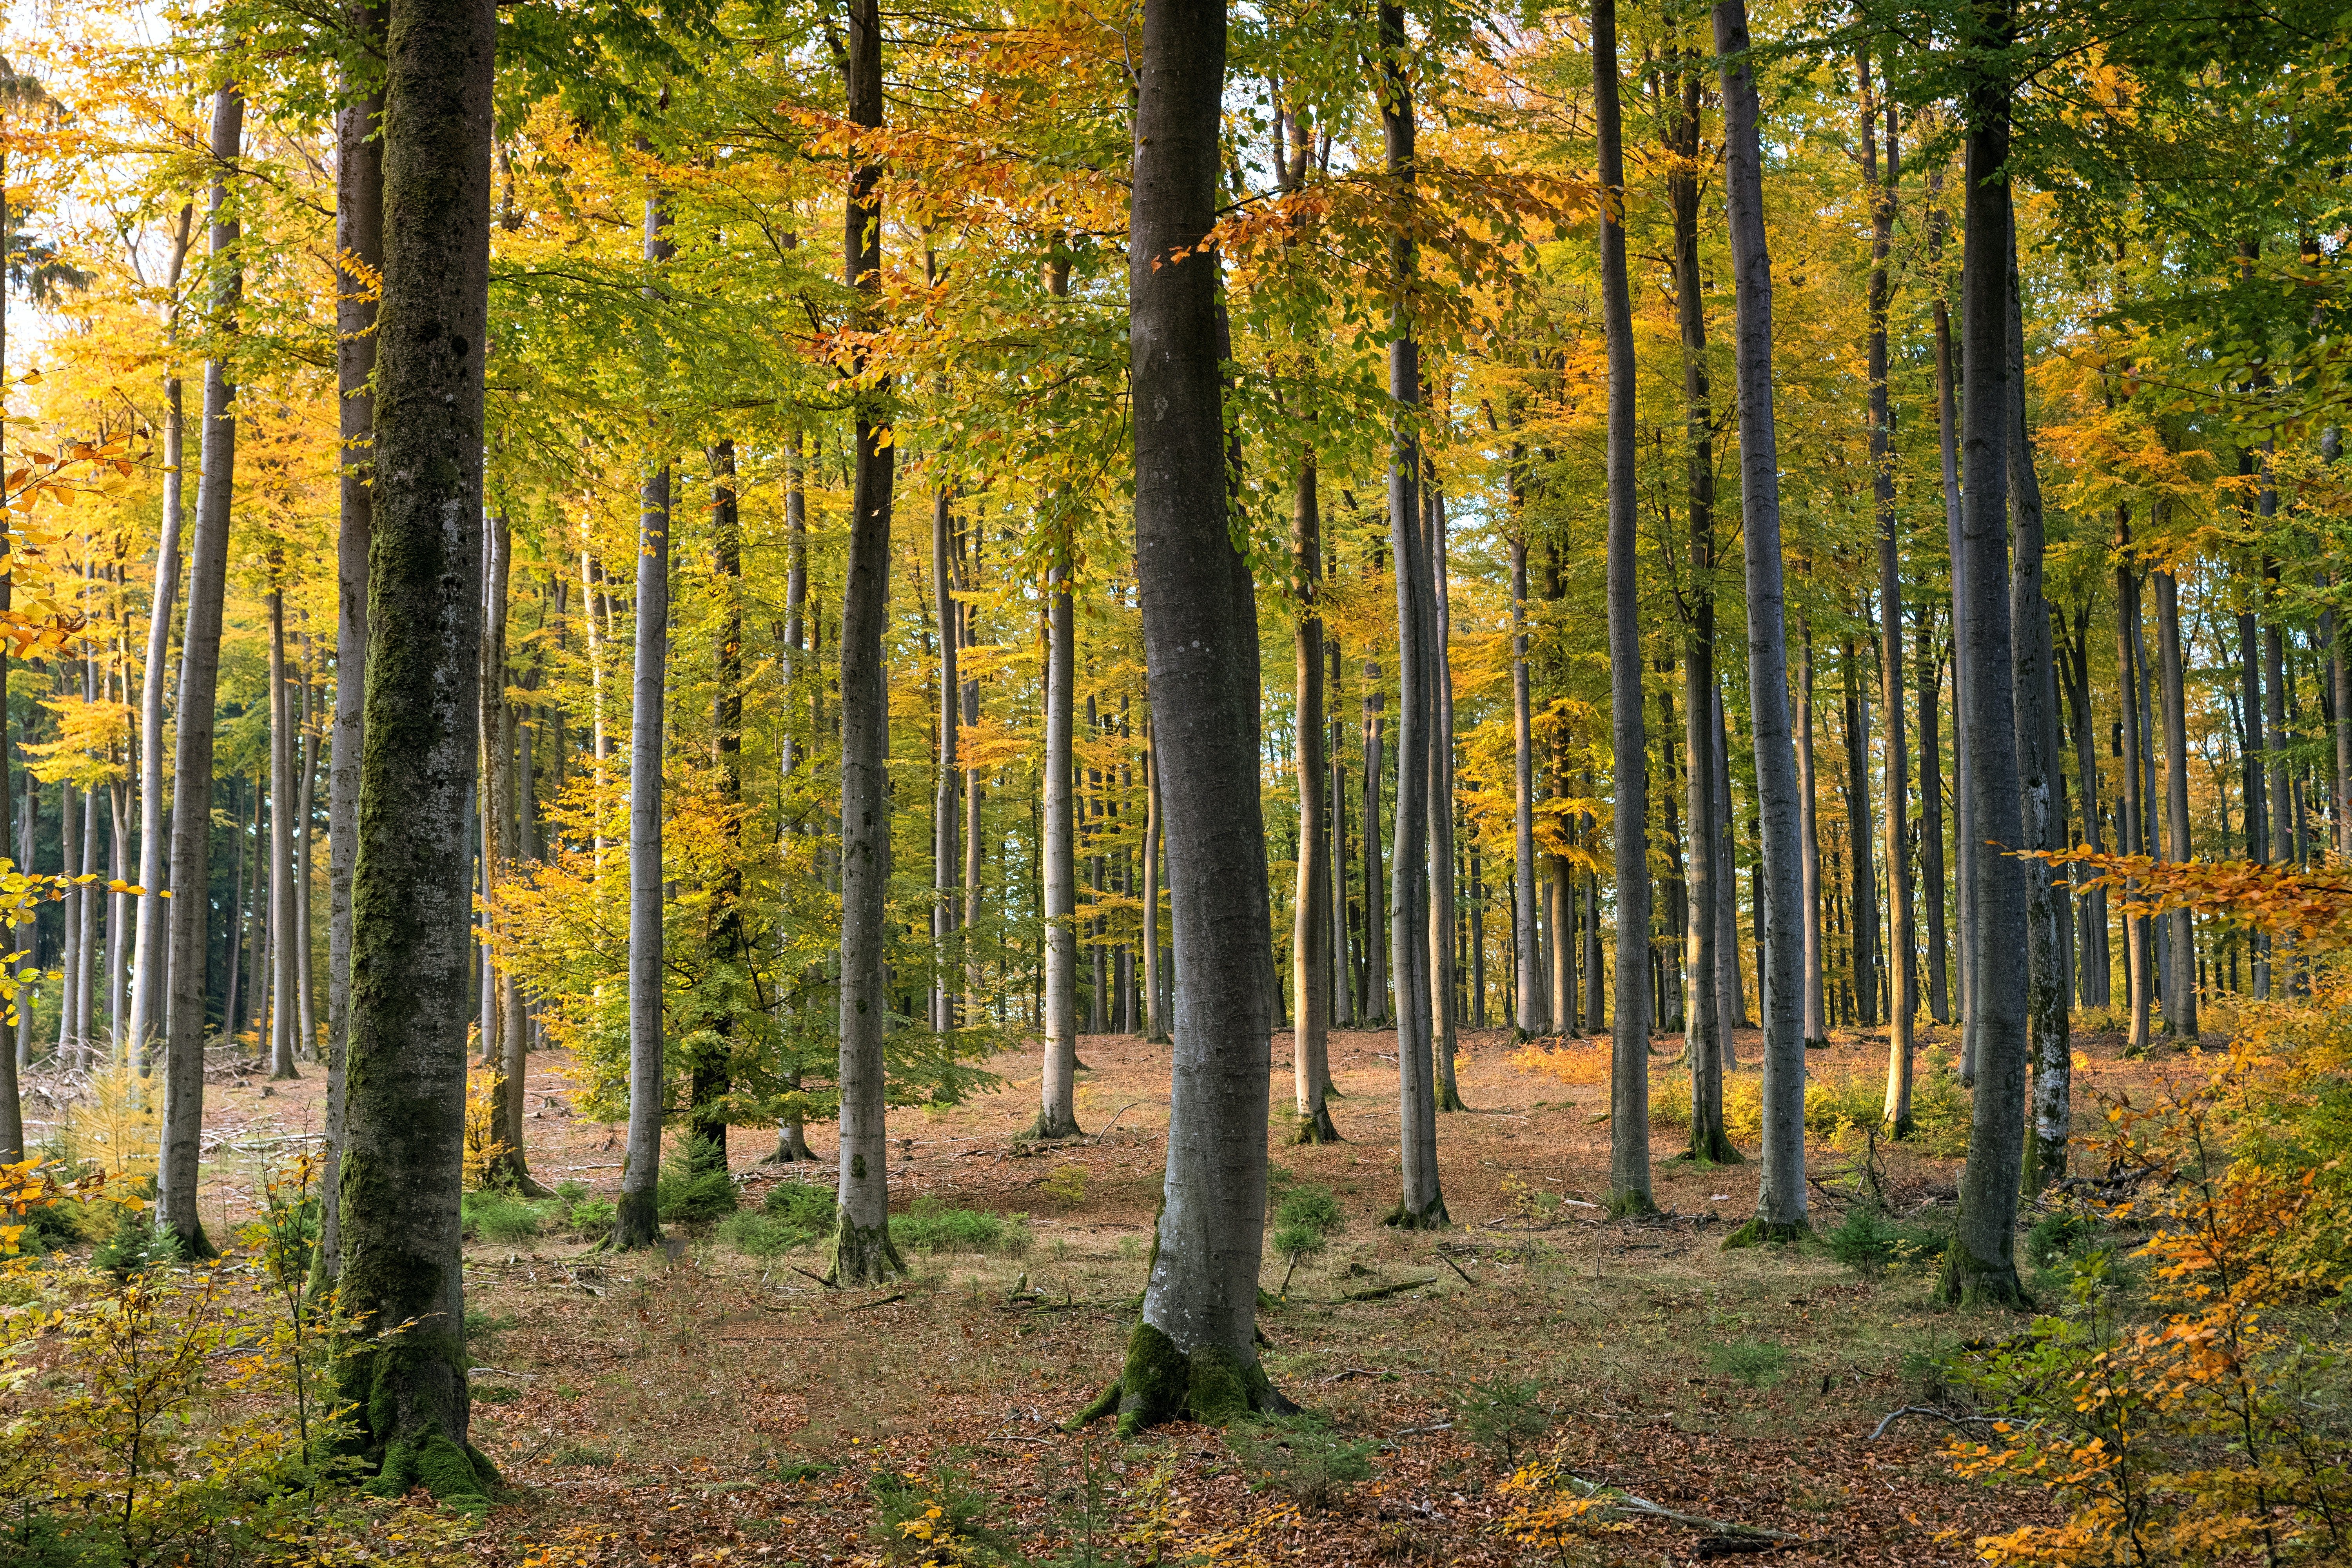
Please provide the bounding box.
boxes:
[2116,527,2151,1054]
[962,525,985,1022]
[1096,0,1286,1430]
[1292,450,1336,1141]
[932,490,959,1034]
[1361,661,1385,1024]
[1842,641,1878,1027]
[1143,719,1167,1043]
[833,0,904,1285]
[268,584,299,1078]
[2238,568,2270,996]
[1917,606,1949,1025]
[768,429,818,1163]
[316,15,380,1280]
[158,82,245,1257]
[1380,5,1445,1228]
[295,667,317,1059]
[1715,0,1805,1238]
[56,778,80,1065]
[1944,42,2031,1305]
[1713,691,1741,1055]
[1038,558,1081,1137]
[2004,223,2067,1191]
[336,0,497,1494]
[1329,641,1353,1029]
[1509,478,1544,1037]
[1597,0,1651,1215]
[696,442,744,1170]
[613,183,673,1250]
[2154,569,2198,1038]
[1860,68,1916,1127]
[223,782,248,1045]
[1667,24,1729,1157]
[1428,479,1464,1111]
[0,156,13,1153]
[1798,619,1825,1044]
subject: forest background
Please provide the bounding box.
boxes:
[0,0,2348,1561]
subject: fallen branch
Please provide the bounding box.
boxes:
[1433,1252,1476,1286]
[1391,1421,1454,1437]
[1323,1276,1439,1303]
[789,1265,840,1291]
[1562,1474,1798,1542]
[1867,1405,2010,1442]
[849,1292,907,1311]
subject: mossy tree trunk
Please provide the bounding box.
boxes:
[1714,0,1806,1242]
[833,0,906,1287]
[1098,0,1288,1433]
[158,81,243,1260]
[338,0,498,1500]
[1941,0,2031,1306]
[1597,0,1653,1218]
[318,16,382,1281]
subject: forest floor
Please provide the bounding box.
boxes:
[113,1016,2194,1567]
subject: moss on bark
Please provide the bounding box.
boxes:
[1382,1194,1451,1230]
[1020,1111,1083,1143]
[1070,1321,1293,1438]
[1289,1107,1341,1145]
[831,1212,906,1286]
[1938,1243,2030,1308]
[1723,1215,1809,1248]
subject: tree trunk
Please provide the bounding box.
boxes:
[1328,640,1353,1029]
[1038,558,1082,1137]
[833,0,905,1286]
[1842,641,1877,1029]
[1667,29,1730,1158]
[2115,530,2151,1054]
[2154,568,2197,1040]
[157,82,244,1258]
[268,584,299,1079]
[1597,0,1651,1216]
[1095,0,1287,1431]
[1798,619,1825,1045]
[336,0,498,1495]
[1292,450,1337,1142]
[1143,719,1168,1044]
[1917,606,1949,1025]
[613,183,674,1250]
[1861,69,1916,1129]
[932,490,959,1035]
[296,668,318,1059]
[1715,0,1805,1241]
[2004,222,2067,1191]
[316,14,380,1280]
[1509,494,1544,1038]
[129,298,192,1072]
[1381,5,1445,1229]
[1362,661,1385,1024]
[1943,54,2031,1306]
[1427,480,1465,1112]
[768,428,819,1164]
[695,441,744,1170]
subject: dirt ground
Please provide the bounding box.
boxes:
[32,1016,2170,1566]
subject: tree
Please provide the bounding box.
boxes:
[1943,1,2031,1306]
[335,0,501,1498]
[156,78,243,1261]
[832,0,905,1286]
[1597,0,1651,1218]
[1036,548,1081,1140]
[1292,441,1338,1143]
[1714,0,1806,1244]
[1084,0,1287,1433]
[317,6,383,1281]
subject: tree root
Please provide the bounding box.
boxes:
[1018,1111,1085,1143]
[1722,1216,1809,1249]
[1290,1105,1342,1144]
[1068,1320,1296,1437]
[1382,1195,1451,1230]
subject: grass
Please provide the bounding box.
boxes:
[717,1187,1031,1259]
[1708,1339,1791,1389]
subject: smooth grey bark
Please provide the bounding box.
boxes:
[1427,482,1463,1112]
[1927,167,1967,1041]
[316,20,379,1280]
[337,0,497,1493]
[1666,30,1729,1157]
[1038,558,1081,1138]
[1143,720,1167,1043]
[1798,621,1825,1044]
[1713,690,1740,1059]
[1381,5,1445,1228]
[1715,0,1805,1239]
[2154,568,2197,1041]
[932,491,959,1035]
[613,183,673,1252]
[1944,64,2031,1306]
[481,512,544,1194]
[1099,0,1287,1430]
[1598,0,1651,1216]
[2005,225,2067,1191]
[1918,606,1950,1025]
[1862,70,1916,1129]
[2116,532,2151,1053]
[962,525,984,1022]
[268,585,298,1078]
[1510,502,1544,1037]
[157,82,245,1258]
[1842,642,1878,1027]
[1292,450,1337,1142]
[295,668,318,1059]
[1361,660,1385,1024]
[696,444,742,1167]
[833,0,904,1286]
[766,431,819,1164]
[127,212,195,1077]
